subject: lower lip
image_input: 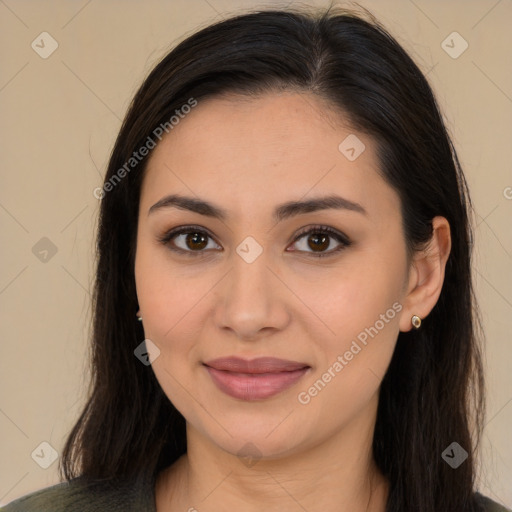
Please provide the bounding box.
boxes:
[205,366,309,401]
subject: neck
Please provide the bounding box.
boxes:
[156,395,388,512]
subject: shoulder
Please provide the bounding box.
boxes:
[1,476,156,512]
[474,492,512,512]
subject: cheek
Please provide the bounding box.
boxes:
[135,241,207,339]
[294,257,404,345]
[295,275,401,428]
[294,244,405,392]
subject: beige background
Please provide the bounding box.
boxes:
[1,0,511,507]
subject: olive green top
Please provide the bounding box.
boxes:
[1,476,156,511]
[1,476,510,511]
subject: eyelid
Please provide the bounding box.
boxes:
[157,224,221,254]
[288,224,351,258]
[158,223,351,257]
[291,224,350,246]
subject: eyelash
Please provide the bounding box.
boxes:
[157,224,351,259]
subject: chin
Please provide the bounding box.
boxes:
[194,411,312,462]
[218,433,304,463]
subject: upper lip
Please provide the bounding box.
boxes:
[203,357,309,374]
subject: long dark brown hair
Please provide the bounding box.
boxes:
[60,5,485,511]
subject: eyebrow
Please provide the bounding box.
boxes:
[148,193,367,222]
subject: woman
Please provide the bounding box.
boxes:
[3,5,509,512]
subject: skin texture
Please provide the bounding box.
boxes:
[134,92,451,512]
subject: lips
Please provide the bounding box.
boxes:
[204,356,309,373]
[203,357,310,401]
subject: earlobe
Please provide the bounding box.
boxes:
[399,216,452,332]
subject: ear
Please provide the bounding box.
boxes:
[399,216,452,332]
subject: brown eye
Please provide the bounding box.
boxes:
[158,224,350,258]
[306,233,330,252]
[158,226,221,255]
[183,232,208,251]
[288,225,351,258]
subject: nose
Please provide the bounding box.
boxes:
[213,245,291,341]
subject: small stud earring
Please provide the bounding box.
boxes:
[136,313,143,322]
[411,315,422,329]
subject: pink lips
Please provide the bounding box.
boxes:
[203,356,310,401]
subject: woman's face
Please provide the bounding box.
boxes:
[135,92,412,460]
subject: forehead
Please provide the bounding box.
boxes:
[149,91,354,162]
[141,92,398,223]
